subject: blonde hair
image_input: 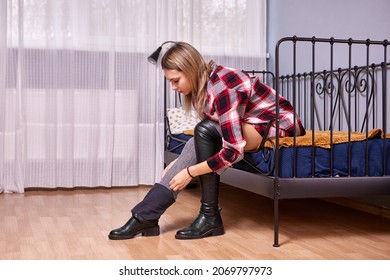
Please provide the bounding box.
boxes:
[161,42,214,119]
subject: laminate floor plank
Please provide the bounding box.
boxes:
[1,185,390,260]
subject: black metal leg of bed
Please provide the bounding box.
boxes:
[273,196,280,247]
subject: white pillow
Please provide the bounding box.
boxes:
[167,107,200,134]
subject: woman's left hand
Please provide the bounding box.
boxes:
[169,169,193,192]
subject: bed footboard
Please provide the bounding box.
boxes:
[271,36,390,246]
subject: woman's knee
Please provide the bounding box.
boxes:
[194,119,222,142]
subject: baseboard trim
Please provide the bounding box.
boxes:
[324,197,390,219]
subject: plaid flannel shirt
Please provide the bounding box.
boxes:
[202,65,305,174]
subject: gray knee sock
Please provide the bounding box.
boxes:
[160,138,197,199]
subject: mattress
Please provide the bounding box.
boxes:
[167,134,390,178]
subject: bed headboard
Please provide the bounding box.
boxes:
[275,36,389,134]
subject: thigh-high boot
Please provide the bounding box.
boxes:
[175,119,224,239]
[109,138,198,240]
[108,183,175,240]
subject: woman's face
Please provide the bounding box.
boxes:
[163,69,192,95]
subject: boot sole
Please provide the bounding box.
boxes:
[175,226,224,240]
[108,226,160,240]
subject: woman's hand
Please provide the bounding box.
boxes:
[168,161,213,192]
[169,168,193,192]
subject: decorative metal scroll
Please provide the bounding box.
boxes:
[279,63,389,133]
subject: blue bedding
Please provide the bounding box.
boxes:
[167,134,390,178]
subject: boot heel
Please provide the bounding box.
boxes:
[142,226,160,236]
[211,226,224,236]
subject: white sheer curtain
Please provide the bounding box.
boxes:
[0,0,267,193]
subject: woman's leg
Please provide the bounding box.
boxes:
[159,138,198,199]
[175,119,224,239]
[108,138,197,240]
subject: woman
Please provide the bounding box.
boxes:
[108,42,305,240]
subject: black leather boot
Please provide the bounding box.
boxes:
[108,214,159,240]
[175,173,224,239]
[108,183,175,240]
[175,119,224,239]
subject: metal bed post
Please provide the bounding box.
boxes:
[163,78,168,159]
[383,40,388,175]
[273,178,280,247]
[273,37,286,248]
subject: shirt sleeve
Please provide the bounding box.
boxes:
[206,87,250,174]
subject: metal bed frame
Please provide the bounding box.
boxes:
[164,36,390,247]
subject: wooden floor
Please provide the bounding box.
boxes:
[1,184,390,260]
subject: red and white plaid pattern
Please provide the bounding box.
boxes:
[199,65,305,174]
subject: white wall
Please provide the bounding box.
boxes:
[267,0,390,71]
